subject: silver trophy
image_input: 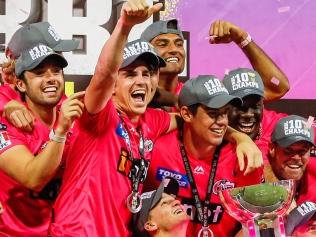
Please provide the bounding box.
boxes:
[219,180,295,237]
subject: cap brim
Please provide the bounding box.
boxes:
[53,39,80,52]
[201,94,242,109]
[276,135,315,148]
[120,52,165,69]
[150,177,178,208]
[16,53,68,77]
[231,88,264,98]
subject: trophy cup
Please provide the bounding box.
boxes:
[219,180,295,237]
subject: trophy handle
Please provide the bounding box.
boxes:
[272,216,286,237]
[242,216,286,237]
[242,219,260,237]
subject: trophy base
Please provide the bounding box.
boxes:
[242,216,286,237]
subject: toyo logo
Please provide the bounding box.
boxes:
[156,167,189,188]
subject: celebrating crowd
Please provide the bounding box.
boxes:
[0,0,315,236]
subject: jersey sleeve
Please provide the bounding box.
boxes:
[0,120,28,155]
[0,84,21,115]
[144,108,171,141]
[78,99,117,134]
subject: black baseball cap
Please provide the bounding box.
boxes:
[271,115,315,148]
[133,177,180,237]
[121,39,166,69]
[178,75,242,108]
[6,22,79,59]
[15,43,68,77]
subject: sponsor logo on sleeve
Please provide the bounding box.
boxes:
[0,123,7,131]
[0,131,11,150]
[156,167,189,188]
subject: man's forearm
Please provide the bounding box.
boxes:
[242,40,290,101]
[85,17,133,114]
[24,139,66,191]
[224,126,249,144]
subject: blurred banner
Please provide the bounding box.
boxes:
[1,0,315,99]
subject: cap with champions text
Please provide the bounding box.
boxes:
[178,75,242,108]
[285,201,316,235]
[140,19,184,42]
[121,39,166,69]
[6,22,79,59]
[271,115,315,148]
[15,43,68,77]
[223,68,264,98]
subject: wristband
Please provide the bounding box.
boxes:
[49,129,66,143]
[239,33,252,48]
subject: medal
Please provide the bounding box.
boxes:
[118,114,147,214]
[198,227,214,237]
[126,191,142,213]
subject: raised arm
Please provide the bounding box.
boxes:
[85,0,163,114]
[0,92,84,191]
[209,20,290,101]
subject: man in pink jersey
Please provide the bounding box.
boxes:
[0,43,84,236]
[141,19,290,110]
[49,1,262,235]
[144,75,264,237]
[1,21,78,130]
[269,115,314,183]
[267,115,316,206]
[49,1,174,236]
[141,19,184,110]
[285,201,316,237]
[133,177,189,237]
[223,68,288,164]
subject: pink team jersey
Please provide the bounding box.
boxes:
[50,99,170,237]
[296,159,316,204]
[0,113,72,237]
[0,84,20,115]
[295,127,316,204]
[256,109,287,163]
[144,130,263,237]
[174,81,184,95]
[170,82,184,112]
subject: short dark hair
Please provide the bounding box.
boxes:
[187,103,201,116]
